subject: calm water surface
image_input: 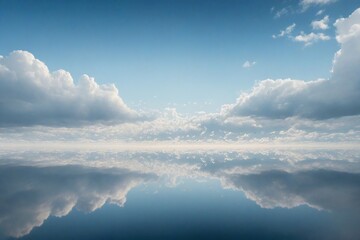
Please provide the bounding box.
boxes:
[0,148,359,239]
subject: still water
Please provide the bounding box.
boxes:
[0,148,359,239]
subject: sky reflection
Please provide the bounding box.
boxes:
[0,165,156,238]
[0,148,359,239]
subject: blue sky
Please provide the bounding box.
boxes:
[1,0,357,112]
[0,0,360,143]
[1,3,360,239]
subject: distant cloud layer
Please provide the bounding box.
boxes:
[225,8,360,120]
[0,51,139,126]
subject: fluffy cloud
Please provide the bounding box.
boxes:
[0,165,156,237]
[311,15,330,30]
[225,8,360,120]
[0,51,139,126]
[0,11,359,143]
[293,31,330,45]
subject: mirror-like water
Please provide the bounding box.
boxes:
[0,148,359,239]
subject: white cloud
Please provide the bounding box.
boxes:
[300,0,337,10]
[1,109,359,144]
[311,15,330,30]
[301,0,336,4]
[293,32,330,45]
[334,8,360,43]
[242,60,256,68]
[274,19,330,45]
[0,51,140,126]
[0,10,359,144]
[272,23,296,38]
[225,8,360,120]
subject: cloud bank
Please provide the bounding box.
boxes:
[0,51,139,126]
[225,8,360,120]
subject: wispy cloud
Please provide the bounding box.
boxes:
[316,9,325,16]
[274,7,289,18]
[242,60,256,68]
[272,23,296,38]
[300,0,337,10]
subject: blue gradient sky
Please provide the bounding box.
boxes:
[1,0,358,112]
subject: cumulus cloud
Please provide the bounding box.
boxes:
[311,15,330,30]
[293,31,330,45]
[242,60,256,68]
[225,8,360,120]
[272,23,296,39]
[0,165,156,237]
[0,51,140,126]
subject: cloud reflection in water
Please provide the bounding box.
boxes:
[225,169,360,210]
[0,165,156,237]
[0,148,359,238]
